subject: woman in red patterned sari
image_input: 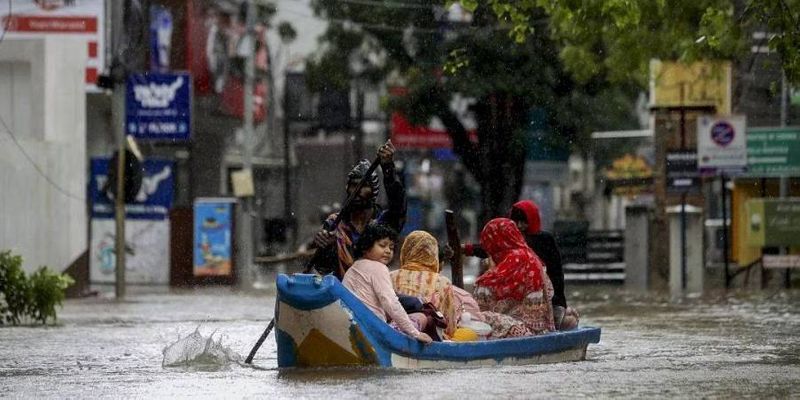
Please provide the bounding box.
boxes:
[474,218,555,337]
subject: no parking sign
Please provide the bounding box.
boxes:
[697,115,747,175]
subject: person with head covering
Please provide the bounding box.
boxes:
[307,140,407,280]
[457,200,578,330]
[474,218,556,336]
[390,231,459,337]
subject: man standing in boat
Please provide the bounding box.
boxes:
[307,140,407,280]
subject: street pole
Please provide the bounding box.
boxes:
[111,0,126,300]
[721,173,730,288]
[679,86,687,291]
[283,74,294,249]
[239,0,256,289]
[780,71,790,288]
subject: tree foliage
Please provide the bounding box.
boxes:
[465,0,800,85]
[308,1,639,219]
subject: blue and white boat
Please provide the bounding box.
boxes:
[275,274,601,369]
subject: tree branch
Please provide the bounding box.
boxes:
[427,86,483,182]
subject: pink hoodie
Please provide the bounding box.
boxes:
[342,259,421,337]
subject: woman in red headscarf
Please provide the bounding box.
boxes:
[474,218,555,336]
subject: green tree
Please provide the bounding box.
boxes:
[467,0,800,85]
[307,1,638,220]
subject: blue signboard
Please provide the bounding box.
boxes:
[89,158,175,220]
[193,199,235,277]
[126,72,191,140]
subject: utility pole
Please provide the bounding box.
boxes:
[780,71,790,288]
[283,74,294,249]
[239,0,256,289]
[111,0,127,300]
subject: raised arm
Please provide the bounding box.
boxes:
[377,140,407,232]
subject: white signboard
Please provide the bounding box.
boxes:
[697,115,747,175]
[90,219,171,285]
[763,255,800,269]
[0,0,105,91]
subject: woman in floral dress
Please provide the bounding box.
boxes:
[473,218,555,338]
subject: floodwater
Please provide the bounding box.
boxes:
[1,284,799,399]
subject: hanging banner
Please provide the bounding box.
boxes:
[126,72,192,141]
[697,115,747,175]
[0,0,105,90]
[149,5,173,71]
[193,199,235,277]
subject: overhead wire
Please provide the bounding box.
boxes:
[0,0,86,202]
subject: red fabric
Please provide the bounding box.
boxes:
[511,200,542,234]
[463,243,475,256]
[475,218,545,301]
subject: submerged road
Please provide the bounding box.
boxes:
[1,285,799,399]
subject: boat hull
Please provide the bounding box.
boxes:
[275,274,601,369]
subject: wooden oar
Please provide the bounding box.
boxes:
[253,250,315,265]
[445,209,464,289]
[244,156,382,364]
[244,319,273,364]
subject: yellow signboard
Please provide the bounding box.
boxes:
[649,60,731,115]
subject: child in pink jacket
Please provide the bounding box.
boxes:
[342,223,433,344]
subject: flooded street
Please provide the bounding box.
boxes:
[1,285,799,399]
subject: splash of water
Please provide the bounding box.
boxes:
[162,327,242,370]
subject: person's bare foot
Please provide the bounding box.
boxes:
[559,307,580,330]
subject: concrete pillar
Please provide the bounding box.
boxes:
[667,204,704,298]
[625,205,652,292]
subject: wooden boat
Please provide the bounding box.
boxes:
[275,274,601,369]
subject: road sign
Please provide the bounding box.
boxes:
[126,72,191,141]
[747,127,800,176]
[89,158,175,220]
[763,255,800,269]
[746,198,800,247]
[697,115,747,175]
[666,151,700,192]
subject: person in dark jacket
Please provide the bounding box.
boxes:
[307,140,407,280]
[461,200,579,330]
